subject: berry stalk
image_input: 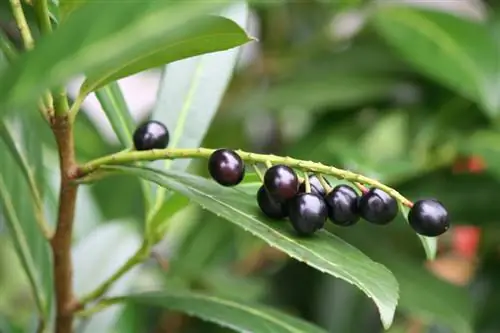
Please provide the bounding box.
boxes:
[76,147,414,207]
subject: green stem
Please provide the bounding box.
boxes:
[9,0,34,50]
[78,242,150,305]
[8,0,54,118]
[68,91,87,121]
[77,148,414,207]
[76,297,123,318]
[317,174,332,193]
[33,0,52,34]
[252,164,264,182]
[0,31,17,61]
[303,171,311,193]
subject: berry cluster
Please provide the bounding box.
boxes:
[207,149,450,238]
[131,122,450,238]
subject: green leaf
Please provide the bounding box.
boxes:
[339,229,473,333]
[94,82,135,148]
[128,289,328,333]
[82,15,252,94]
[0,134,52,327]
[373,5,500,117]
[241,76,399,112]
[398,202,437,260]
[0,119,45,220]
[149,2,250,235]
[108,165,400,329]
[0,1,246,111]
[59,0,83,21]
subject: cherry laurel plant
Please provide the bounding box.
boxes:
[0,1,453,333]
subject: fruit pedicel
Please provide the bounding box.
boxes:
[132,120,451,238]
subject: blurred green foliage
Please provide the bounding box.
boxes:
[1,0,500,333]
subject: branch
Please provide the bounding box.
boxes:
[77,147,414,207]
[6,1,54,119]
[9,0,34,50]
[77,241,150,306]
[50,116,79,333]
[33,0,52,35]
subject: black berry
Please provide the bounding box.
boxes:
[408,199,450,237]
[298,174,330,196]
[325,185,359,226]
[257,185,288,219]
[208,149,245,187]
[358,188,398,225]
[133,120,169,151]
[287,193,327,236]
[264,165,299,202]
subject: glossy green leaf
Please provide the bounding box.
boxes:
[108,165,399,329]
[149,2,250,235]
[82,15,252,93]
[128,289,327,333]
[94,82,135,148]
[373,5,500,117]
[0,1,243,111]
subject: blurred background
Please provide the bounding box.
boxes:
[1,0,499,332]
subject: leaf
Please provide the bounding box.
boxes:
[73,222,142,333]
[128,289,328,333]
[59,0,83,21]
[0,1,247,111]
[398,202,437,260]
[373,5,500,117]
[339,229,473,333]
[0,135,52,326]
[94,82,135,148]
[108,165,400,329]
[149,2,250,234]
[241,76,399,112]
[82,15,253,94]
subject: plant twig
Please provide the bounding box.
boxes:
[76,297,124,318]
[7,0,54,119]
[33,0,52,34]
[50,116,79,333]
[77,148,414,207]
[78,242,150,305]
[9,0,34,50]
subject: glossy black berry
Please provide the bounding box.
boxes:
[264,165,299,202]
[325,185,359,226]
[408,199,450,237]
[298,174,330,196]
[358,188,398,225]
[287,193,327,236]
[257,185,288,219]
[133,120,169,151]
[208,149,245,187]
